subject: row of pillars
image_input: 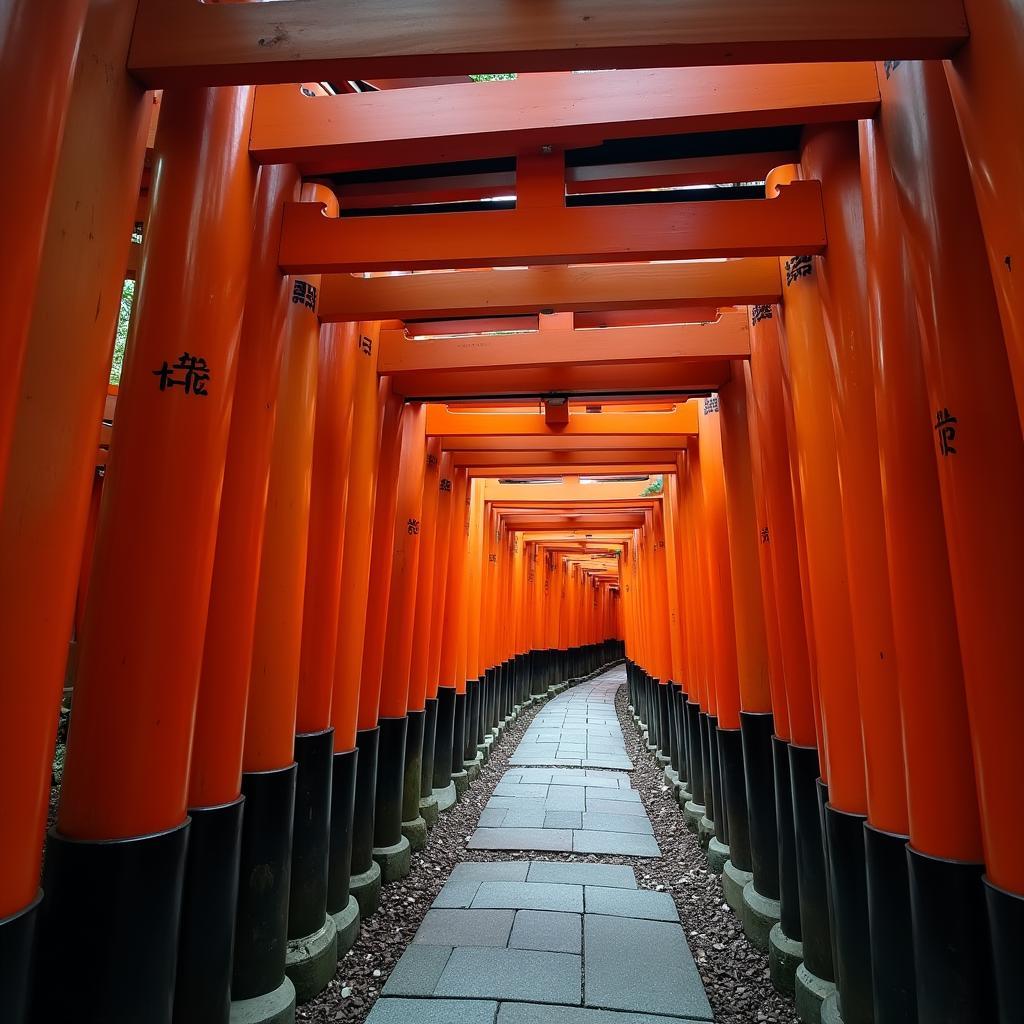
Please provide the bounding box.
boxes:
[616,62,1023,1024]
[0,10,628,1020]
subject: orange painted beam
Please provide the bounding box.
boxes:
[426,404,698,437]
[128,0,967,88]
[452,449,680,468]
[280,181,825,273]
[442,435,691,452]
[467,465,673,478]
[250,64,878,172]
[319,259,780,323]
[381,312,748,374]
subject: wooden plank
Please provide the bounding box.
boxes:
[250,64,878,172]
[319,259,781,322]
[129,0,967,88]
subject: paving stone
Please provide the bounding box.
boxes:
[509,909,582,954]
[497,1002,704,1024]
[526,862,637,889]
[468,827,574,852]
[558,774,619,790]
[581,812,654,835]
[478,807,508,827]
[470,880,584,913]
[434,947,581,1004]
[544,810,583,829]
[367,998,498,1024]
[432,879,482,909]
[494,783,548,799]
[584,887,679,922]
[450,862,530,883]
[381,945,453,996]
[502,809,547,828]
[584,916,712,1020]
[586,798,647,817]
[543,788,587,811]
[582,757,634,770]
[583,786,641,802]
[413,909,516,947]
[572,831,661,857]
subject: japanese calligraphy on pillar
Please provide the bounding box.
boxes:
[785,255,813,286]
[152,352,210,396]
[934,408,958,456]
[291,279,317,311]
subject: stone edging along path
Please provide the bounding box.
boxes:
[301,666,798,1024]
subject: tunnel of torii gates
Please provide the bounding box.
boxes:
[2,4,1024,1024]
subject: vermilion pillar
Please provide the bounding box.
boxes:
[35,84,257,1024]
[327,322,383,931]
[880,59,1024,1024]
[374,403,426,882]
[0,3,147,1018]
[860,114,985,1024]
[232,208,324,1015]
[179,163,299,1024]
[0,0,87,497]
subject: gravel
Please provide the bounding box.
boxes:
[299,676,800,1023]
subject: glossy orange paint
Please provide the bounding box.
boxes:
[57,84,258,841]
[190,164,300,807]
[408,438,443,712]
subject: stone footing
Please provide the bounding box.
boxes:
[349,861,382,920]
[820,992,844,1024]
[372,836,411,884]
[229,976,296,1024]
[419,794,439,828]
[452,770,469,800]
[697,815,715,851]
[401,816,427,852]
[795,962,836,1024]
[722,859,753,912]
[434,782,457,812]
[285,915,337,1003]
[769,923,804,995]
[706,837,730,875]
[331,895,360,959]
[741,881,781,952]
[683,800,705,833]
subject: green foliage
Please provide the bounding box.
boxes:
[641,475,664,496]
[111,278,135,386]
[469,73,517,82]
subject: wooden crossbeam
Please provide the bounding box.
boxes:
[318,259,780,322]
[426,405,698,437]
[128,0,967,88]
[280,181,825,273]
[250,64,879,172]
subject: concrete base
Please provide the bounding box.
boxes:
[707,837,730,875]
[768,923,804,995]
[677,786,692,808]
[795,961,835,1024]
[434,782,457,812]
[349,861,382,920]
[683,800,705,833]
[465,758,481,783]
[331,895,361,958]
[372,835,411,883]
[697,815,715,851]
[401,815,428,852]
[285,914,338,1003]
[656,753,671,767]
[741,881,780,952]
[646,742,658,754]
[230,976,296,1024]
[477,743,490,765]
[820,992,844,1024]
[722,859,753,912]
[663,765,679,787]
[419,794,439,828]
[452,769,469,800]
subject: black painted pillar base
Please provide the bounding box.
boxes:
[773,735,801,943]
[351,727,380,877]
[373,715,408,851]
[326,747,358,918]
[401,709,427,849]
[667,682,681,773]
[289,730,334,941]
[863,825,915,1024]
[174,797,245,1024]
[985,877,1024,1024]
[741,713,779,900]
[908,847,995,1022]
[685,700,704,805]
[657,683,671,762]
[231,764,298,1006]
[823,803,873,1024]
[788,744,835,986]
[1,891,39,1024]
[451,692,468,798]
[32,822,189,1024]
[432,687,455,790]
[465,677,479,751]
[720,726,750,870]
[705,714,721,831]
[421,697,438,799]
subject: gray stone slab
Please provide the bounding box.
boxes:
[468,828,574,852]
[494,783,548,799]
[555,774,619,790]
[544,811,583,829]
[449,862,531,883]
[413,909,516,947]
[543,788,587,811]
[498,1002,706,1024]
[572,831,661,857]
[478,807,508,827]
[581,757,634,770]
[583,786,640,802]
[584,916,712,1020]
[584,887,679,922]
[581,812,654,835]
[381,945,453,996]
[587,798,647,817]
[502,809,547,828]
[509,909,582,954]
[526,862,637,889]
[470,880,584,913]
[367,998,498,1024]
[433,880,482,909]
[435,947,581,1004]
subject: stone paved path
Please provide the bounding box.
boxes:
[365,665,713,1024]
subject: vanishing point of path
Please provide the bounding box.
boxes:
[365,664,714,1024]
